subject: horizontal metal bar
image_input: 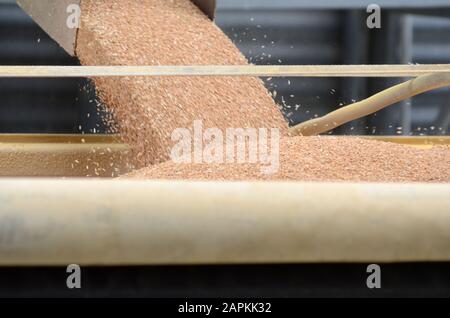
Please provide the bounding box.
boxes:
[0,180,449,265]
[0,64,449,78]
[1,133,448,146]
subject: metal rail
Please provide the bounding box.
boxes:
[1,180,449,265]
[0,64,449,78]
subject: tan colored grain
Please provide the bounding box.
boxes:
[122,137,450,183]
[76,0,287,169]
[76,1,449,183]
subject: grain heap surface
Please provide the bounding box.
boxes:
[77,0,287,169]
[123,137,450,183]
[77,0,449,183]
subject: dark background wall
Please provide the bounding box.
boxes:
[0,0,449,135]
[0,0,103,134]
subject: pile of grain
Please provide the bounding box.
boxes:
[123,137,450,183]
[77,0,287,169]
[77,0,449,183]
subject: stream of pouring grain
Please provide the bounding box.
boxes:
[77,0,287,169]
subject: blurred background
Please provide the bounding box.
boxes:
[0,0,449,135]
